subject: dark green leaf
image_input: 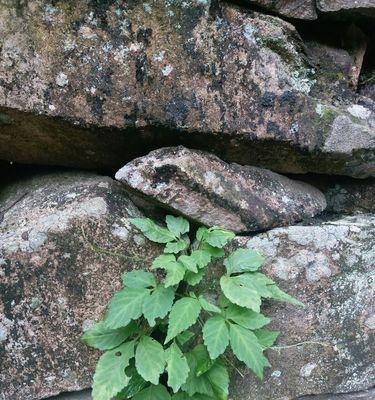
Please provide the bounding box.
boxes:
[81,321,137,350]
[122,271,156,289]
[92,341,135,400]
[206,361,229,400]
[177,331,195,346]
[135,336,165,384]
[224,248,264,275]
[133,384,171,400]
[115,367,147,399]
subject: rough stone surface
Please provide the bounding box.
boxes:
[244,0,317,20]
[299,388,375,399]
[115,146,327,233]
[317,0,375,13]
[226,214,375,399]
[0,0,374,177]
[0,172,161,400]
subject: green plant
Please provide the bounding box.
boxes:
[82,215,303,399]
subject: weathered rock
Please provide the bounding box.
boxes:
[0,172,161,400]
[0,1,374,177]
[299,387,375,399]
[317,0,375,14]
[243,0,317,20]
[115,147,327,233]
[227,214,375,399]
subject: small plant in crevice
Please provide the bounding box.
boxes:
[81,215,304,400]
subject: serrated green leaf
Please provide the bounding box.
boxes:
[204,228,235,248]
[164,261,186,288]
[220,275,262,312]
[177,331,195,346]
[225,305,270,330]
[206,361,229,400]
[191,344,215,377]
[81,321,137,350]
[166,342,190,392]
[165,298,202,343]
[115,367,147,399]
[142,286,175,326]
[196,227,209,242]
[254,328,280,348]
[129,218,176,243]
[92,341,135,400]
[165,239,188,254]
[201,242,225,258]
[104,288,149,329]
[179,255,198,273]
[266,284,305,307]
[198,295,221,313]
[152,254,176,269]
[185,269,204,286]
[233,273,273,298]
[133,384,171,400]
[203,316,229,359]
[122,270,156,289]
[190,250,212,269]
[224,248,264,275]
[229,323,270,379]
[166,215,190,237]
[135,336,165,384]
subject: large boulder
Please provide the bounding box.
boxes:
[0,0,374,177]
[0,172,161,400]
[229,214,375,399]
[317,0,375,14]
[115,146,327,233]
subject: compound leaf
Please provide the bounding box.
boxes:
[135,336,165,384]
[166,215,190,237]
[92,341,135,400]
[224,248,264,275]
[133,384,171,400]
[166,342,190,392]
[225,305,270,330]
[104,288,149,329]
[129,218,176,243]
[165,298,202,343]
[177,331,195,346]
[229,323,270,379]
[185,269,204,286]
[164,261,186,288]
[204,228,235,248]
[152,254,176,269]
[198,295,221,313]
[165,239,188,254]
[266,284,305,307]
[206,360,229,400]
[179,255,198,273]
[203,315,229,359]
[143,285,175,326]
[122,270,156,289]
[190,250,212,269]
[81,320,137,350]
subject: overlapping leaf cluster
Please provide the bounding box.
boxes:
[82,216,303,399]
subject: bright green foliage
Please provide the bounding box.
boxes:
[135,336,165,384]
[203,316,229,359]
[165,297,202,343]
[104,288,149,329]
[143,285,175,326]
[81,321,137,350]
[229,324,270,379]
[92,341,135,400]
[83,215,303,399]
[166,342,190,392]
[122,270,156,289]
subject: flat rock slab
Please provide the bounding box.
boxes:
[0,172,161,400]
[116,146,327,233]
[227,214,375,399]
[0,1,374,177]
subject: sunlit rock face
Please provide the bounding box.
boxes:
[0,0,374,177]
